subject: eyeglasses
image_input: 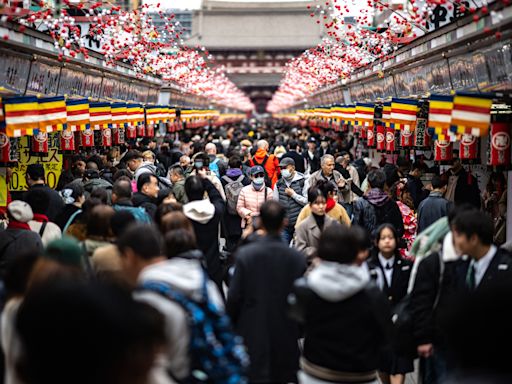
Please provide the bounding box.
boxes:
[253,173,265,178]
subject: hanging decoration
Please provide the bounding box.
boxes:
[434,140,454,162]
[489,122,511,167]
[450,93,494,137]
[459,134,479,161]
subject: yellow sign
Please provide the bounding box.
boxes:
[0,168,6,207]
[8,135,62,192]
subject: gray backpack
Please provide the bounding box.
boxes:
[222,175,245,215]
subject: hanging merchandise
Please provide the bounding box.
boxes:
[31,131,49,155]
[385,126,397,153]
[112,128,125,145]
[367,126,376,147]
[376,124,386,152]
[60,129,75,152]
[459,134,479,162]
[488,122,511,167]
[80,129,95,148]
[146,124,155,138]
[434,140,454,163]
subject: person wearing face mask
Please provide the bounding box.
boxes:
[273,158,307,244]
[236,165,273,230]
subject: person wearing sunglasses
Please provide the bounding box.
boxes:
[236,165,273,230]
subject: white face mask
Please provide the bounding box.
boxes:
[253,177,265,188]
[281,169,293,179]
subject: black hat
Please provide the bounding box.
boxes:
[123,150,143,163]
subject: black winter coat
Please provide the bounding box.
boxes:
[227,236,306,383]
[282,150,306,173]
[441,168,481,208]
[290,280,392,373]
[353,194,405,240]
[25,184,65,222]
[132,192,158,220]
[188,179,226,287]
[0,228,43,276]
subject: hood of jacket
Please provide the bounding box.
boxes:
[308,261,370,302]
[252,148,270,163]
[365,188,390,207]
[183,199,215,224]
[132,192,157,206]
[135,162,157,181]
[138,256,206,301]
[83,178,112,192]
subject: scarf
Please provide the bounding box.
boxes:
[326,198,336,213]
[32,213,49,223]
[7,220,31,231]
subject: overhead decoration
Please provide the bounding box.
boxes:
[4,96,39,138]
[89,102,112,130]
[428,94,454,141]
[269,0,495,112]
[38,96,67,133]
[450,93,494,137]
[391,98,419,131]
[66,99,90,132]
[355,103,375,127]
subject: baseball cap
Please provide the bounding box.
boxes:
[250,165,265,176]
[308,137,317,143]
[279,157,295,167]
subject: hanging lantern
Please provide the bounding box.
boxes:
[137,124,146,138]
[434,140,454,162]
[385,126,396,153]
[60,129,75,152]
[400,127,414,148]
[101,128,112,147]
[126,125,137,140]
[459,134,478,162]
[0,132,11,164]
[31,131,49,155]
[376,125,385,152]
[112,128,125,145]
[80,129,95,148]
[488,122,511,167]
[360,126,367,140]
[146,124,155,138]
[367,126,375,147]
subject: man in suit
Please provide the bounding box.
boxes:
[227,201,306,384]
[452,208,512,292]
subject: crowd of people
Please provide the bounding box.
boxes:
[0,122,511,384]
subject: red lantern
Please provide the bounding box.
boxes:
[434,140,453,162]
[80,129,95,147]
[32,131,49,154]
[126,125,137,140]
[376,125,385,151]
[60,129,75,151]
[101,128,112,147]
[459,134,478,161]
[367,126,375,147]
[385,126,396,153]
[488,122,511,167]
[414,118,431,148]
[137,124,146,138]
[146,124,155,138]
[112,128,125,145]
[400,127,414,148]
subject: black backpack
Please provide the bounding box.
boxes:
[250,155,272,187]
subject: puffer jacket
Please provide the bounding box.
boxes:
[236,184,273,228]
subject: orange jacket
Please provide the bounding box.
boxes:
[249,149,280,188]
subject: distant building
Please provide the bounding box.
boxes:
[150,9,193,42]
